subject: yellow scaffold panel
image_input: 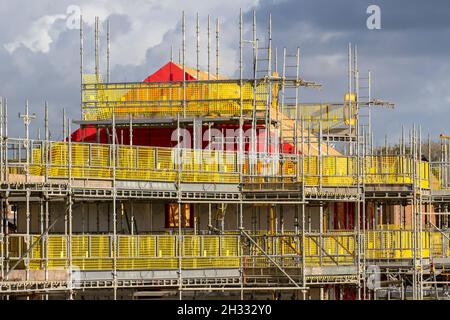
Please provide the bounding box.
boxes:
[18,230,450,271]
[82,78,275,121]
[28,141,432,189]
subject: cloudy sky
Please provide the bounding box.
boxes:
[0,0,449,144]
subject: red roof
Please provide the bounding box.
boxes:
[72,62,296,154]
[143,61,196,82]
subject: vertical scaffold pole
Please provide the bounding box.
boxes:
[274,47,278,75]
[19,100,35,183]
[280,48,286,149]
[182,11,186,118]
[418,125,423,300]
[356,51,364,300]
[179,13,185,298]
[0,98,3,278]
[0,200,2,283]
[207,15,211,80]
[44,192,49,288]
[44,102,49,182]
[0,97,3,182]
[196,13,200,80]
[67,119,73,300]
[2,97,7,289]
[80,15,83,118]
[63,108,67,141]
[295,48,300,157]
[44,102,49,293]
[412,124,417,299]
[274,47,279,154]
[39,197,43,271]
[4,190,9,283]
[95,16,100,83]
[129,114,133,146]
[251,10,258,170]
[368,70,372,155]
[112,111,117,300]
[1,96,6,284]
[177,114,183,300]
[107,19,110,83]
[239,9,244,185]
[348,43,352,154]
[25,188,30,283]
[216,18,220,79]
[4,98,7,182]
[362,125,367,299]
[266,14,272,155]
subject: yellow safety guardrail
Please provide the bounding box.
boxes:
[364,156,430,189]
[429,164,450,191]
[7,230,448,272]
[21,235,240,270]
[245,233,356,267]
[29,142,240,184]
[21,142,431,188]
[82,77,276,121]
[294,103,357,130]
[301,156,356,186]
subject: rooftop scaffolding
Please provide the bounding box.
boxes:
[0,11,448,301]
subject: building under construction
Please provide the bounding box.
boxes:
[1,11,450,300]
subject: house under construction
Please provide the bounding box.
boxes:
[1,11,450,300]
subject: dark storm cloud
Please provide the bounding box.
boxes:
[248,0,450,142]
[0,0,449,144]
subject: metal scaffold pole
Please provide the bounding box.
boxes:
[25,188,30,288]
[177,113,183,300]
[67,118,73,300]
[266,14,272,155]
[95,16,100,83]
[252,10,258,167]
[182,11,186,119]
[411,124,419,300]
[216,18,220,80]
[280,48,286,150]
[107,19,111,83]
[238,8,244,300]
[368,70,372,155]
[362,125,367,299]
[239,9,244,186]
[0,99,3,279]
[238,13,245,299]
[3,98,6,183]
[19,100,35,183]
[207,15,210,80]
[418,125,423,299]
[348,43,352,154]
[354,44,363,300]
[112,111,118,300]
[0,97,3,183]
[196,13,200,80]
[80,14,83,118]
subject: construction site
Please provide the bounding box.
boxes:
[0,10,450,300]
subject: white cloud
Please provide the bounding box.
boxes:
[4,0,258,67]
[4,14,67,53]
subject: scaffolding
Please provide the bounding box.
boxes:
[0,11,450,301]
